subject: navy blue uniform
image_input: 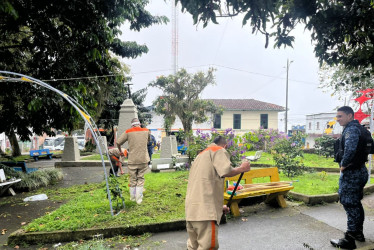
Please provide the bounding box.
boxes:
[339,120,369,233]
[147,134,156,161]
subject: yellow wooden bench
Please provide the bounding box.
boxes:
[223,167,294,217]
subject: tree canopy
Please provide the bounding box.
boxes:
[177,0,374,71]
[0,0,167,155]
[319,63,374,102]
[149,68,221,133]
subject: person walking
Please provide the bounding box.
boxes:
[147,134,156,164]
[185,136,251,249]
[331,106,369,249]
[117,118,150,204]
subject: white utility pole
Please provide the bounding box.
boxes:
[285,59,293,134]
[171,1,179,75]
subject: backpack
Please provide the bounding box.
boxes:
[357,125,374,155]
[335,124,374,164]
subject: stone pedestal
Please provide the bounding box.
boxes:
[62,137,80,161]
[171,135,178,155]
[95,136,108,154]
[117,99,138,148]
[160,135,178,158]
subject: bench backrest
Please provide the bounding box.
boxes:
[253,150,263,159]
[224,167,280,191]
[30,149,51,156]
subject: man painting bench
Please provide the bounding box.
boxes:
[224,167,294,216]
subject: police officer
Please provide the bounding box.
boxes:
[331,106,369,249]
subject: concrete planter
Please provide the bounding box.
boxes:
[8,220,186,245]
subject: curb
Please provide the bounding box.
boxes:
[251,163,374,174]
[8,220,186,246]
[55,161,129,168]
[287,184,374,205]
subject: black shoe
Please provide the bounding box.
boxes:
[330,233,356,249]
[347,231,365,242]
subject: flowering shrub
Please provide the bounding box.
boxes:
[184,128,250,168]
[243,128,286,152]
[272,132,306,177]
[220,128,248,167]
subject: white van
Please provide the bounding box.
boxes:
[75,136,85,150]
[43,136,65,150]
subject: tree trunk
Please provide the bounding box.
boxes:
[182,119,192,134]
[6,130,21,157]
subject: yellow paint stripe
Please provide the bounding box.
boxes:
[21,76,33,82]
[0,76,5,80]
[78,108,92,125]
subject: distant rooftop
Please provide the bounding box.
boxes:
[206,99,286,111]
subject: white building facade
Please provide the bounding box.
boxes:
[146,99,285,143]
[305,112,343,148]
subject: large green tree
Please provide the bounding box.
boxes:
[177,0,374,70]
[319,63,374,98]
[0,0,167,156]
[149,68,221,134]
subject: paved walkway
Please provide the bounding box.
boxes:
[140,194,374,250]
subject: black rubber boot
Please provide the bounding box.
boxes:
[330,233,356,249]
[347,231,365,242]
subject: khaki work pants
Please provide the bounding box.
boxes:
[186,221,219,250]
[128,163,148,187]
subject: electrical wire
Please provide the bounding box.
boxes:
[31,63,320,86]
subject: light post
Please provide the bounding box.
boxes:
[285,59,293,134]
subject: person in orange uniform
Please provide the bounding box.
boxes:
[185,136,251,249]
[108,148,127,177]
[117,118,150,204]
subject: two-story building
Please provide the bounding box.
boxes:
[146,98,285,142]
[305,112,343,148]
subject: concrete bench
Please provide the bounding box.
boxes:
[246,150,263,161]
[0,179,21,196]
[151,156,189,171]
[224,167,294,216]
[30,149,53,161]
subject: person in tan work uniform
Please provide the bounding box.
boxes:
[117,118,150,204]
[108,148,126,177]
[185,136,251,250]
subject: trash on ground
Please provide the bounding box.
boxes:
[23,194,48,202]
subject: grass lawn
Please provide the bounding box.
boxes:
[25,171,188,232]
[244,151,338,168]
[81,154,108,160]
[24,169,374,232]
[0,151,63,162]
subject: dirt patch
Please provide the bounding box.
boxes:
[0,192,66,248]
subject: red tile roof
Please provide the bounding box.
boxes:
[206,99,285,111]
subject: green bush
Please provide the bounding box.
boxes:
[0,165,63,191]
[83,140,96,152]
[314,135,335,158]
[272,133,306,177]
